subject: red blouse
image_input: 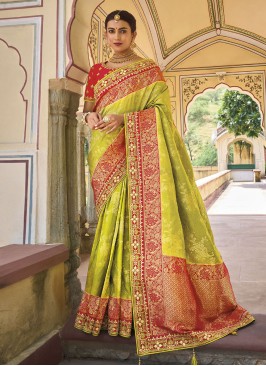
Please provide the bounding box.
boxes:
[84,63,112,102]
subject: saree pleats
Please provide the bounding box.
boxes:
[75,178,132,337]
[75,59,254,355]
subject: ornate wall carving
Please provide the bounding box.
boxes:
[181,72,265,133]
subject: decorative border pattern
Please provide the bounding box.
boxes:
[91,130,126,216]
[94,59,157,103]
[96,64,164,112]
[181,71,265,133]
[75,293,132,338]
[126,106,254,356]
[126,108,163,354]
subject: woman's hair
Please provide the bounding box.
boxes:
[105,10,136,32]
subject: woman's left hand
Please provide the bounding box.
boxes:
[95,114,124,134]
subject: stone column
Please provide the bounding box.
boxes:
[48,87,70,246]
[48,78,83,310]
[78,124,98,254]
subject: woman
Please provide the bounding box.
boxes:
[75,10,254,357]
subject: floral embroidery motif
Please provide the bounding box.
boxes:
[94,60,164,111]
[75,293,132,338]
[91,129,126,215]
[78,60,254,356]
[187,233,216,263]
[126,107,254,356]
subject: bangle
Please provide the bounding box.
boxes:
[81,112,91,125]
[76,111,91,125]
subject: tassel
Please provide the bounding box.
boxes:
[231,330,238,335]
[138,356,141,365]
[191,348,198,365]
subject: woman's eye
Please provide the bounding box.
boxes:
[108,29,114,33]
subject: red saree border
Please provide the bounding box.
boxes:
[126,109,254,356]
[75,293,132,338]
[94,60,164,111]
[126,108,164,352]
[91,129,126,216]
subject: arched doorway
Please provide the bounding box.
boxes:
[184,84,265,177]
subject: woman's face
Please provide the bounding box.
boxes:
[106,19,136,53]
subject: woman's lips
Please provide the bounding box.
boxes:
[114,43,122,46]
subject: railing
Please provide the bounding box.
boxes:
[196,170,231,205]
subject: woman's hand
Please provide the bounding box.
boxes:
[85,112,101,130]
[95,114,124,134]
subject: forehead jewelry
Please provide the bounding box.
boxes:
[114,11,121,22]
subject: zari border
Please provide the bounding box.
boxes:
[125,109,255,356]
[75,293,132,338]
[96,67,164,112]
[94,59,164,111]
[91,129,126,216]
[95,59,155,98]
[126,108,165,354]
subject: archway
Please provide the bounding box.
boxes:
[184,84,265,176]
[227,139,254,166]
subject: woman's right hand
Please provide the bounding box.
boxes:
[85,112,101,130]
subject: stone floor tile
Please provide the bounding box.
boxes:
[231,281,266,314]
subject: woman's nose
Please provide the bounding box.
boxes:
[114,31,120,39]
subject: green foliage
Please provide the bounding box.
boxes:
[234,140,252,160]
[185,88,225,166]
[188,88,226,126]
[218,90,262,137]
[184,127,201,162]
[193,142,218,166]
[228,144,234,163]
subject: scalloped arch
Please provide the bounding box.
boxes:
[66,1,266,83]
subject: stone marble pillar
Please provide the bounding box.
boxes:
[48,79,83,310]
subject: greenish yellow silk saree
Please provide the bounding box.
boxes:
[75,59,254,356]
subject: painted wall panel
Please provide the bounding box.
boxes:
[0,17,42,144]
[0,155,34,246]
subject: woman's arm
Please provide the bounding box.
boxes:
[83,101,101,130]
[95,113,124,134]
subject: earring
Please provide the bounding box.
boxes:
[131,41,136,49]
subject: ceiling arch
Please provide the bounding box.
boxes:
[66,0,266,83]
[165,36,266,71]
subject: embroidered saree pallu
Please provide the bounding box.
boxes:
[75,59,254,356]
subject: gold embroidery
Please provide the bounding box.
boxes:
[94,60,164,111]
[92,129,126,216]
[126,108,254,356]
[75,293,132,338]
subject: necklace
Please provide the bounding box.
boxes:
[109,50,137,64]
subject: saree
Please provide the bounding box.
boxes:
[75,59,254,356]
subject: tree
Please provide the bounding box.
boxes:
[218,90,262,137]
[184,127,201,162]
[193,142,218,166]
